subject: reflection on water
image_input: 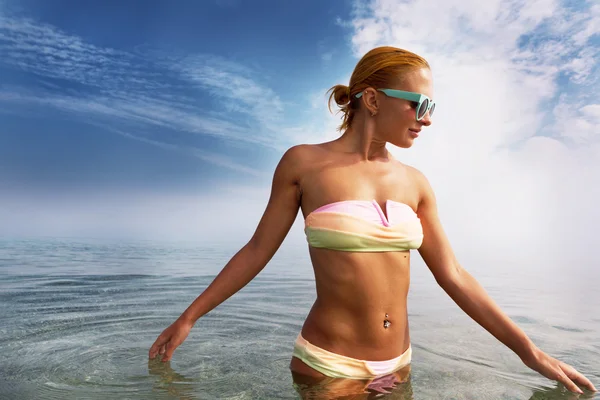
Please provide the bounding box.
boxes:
[147,358,197,400]
[1,238,599,399]
[529,385,598,400]
[292,366,413,400]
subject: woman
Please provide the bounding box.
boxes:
[149,46,597,396]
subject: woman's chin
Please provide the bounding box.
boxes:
[390,137,415,149]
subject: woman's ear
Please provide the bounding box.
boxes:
[360,87,379,116]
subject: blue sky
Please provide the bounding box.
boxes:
[0,0,356,193]
[1,0,599,253]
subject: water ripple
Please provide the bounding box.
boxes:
[1,239,599,399]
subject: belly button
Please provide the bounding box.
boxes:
[383,313,391,329]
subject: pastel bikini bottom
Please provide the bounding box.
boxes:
[291,333,412,380]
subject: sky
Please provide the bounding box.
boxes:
[0,0,599,269]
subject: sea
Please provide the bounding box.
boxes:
[1,237,598,399]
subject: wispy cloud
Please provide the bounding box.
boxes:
[0,85,264,176]
[103,126,264,177]
[0,11,302,170]
[317,39,336,64]
[0,89,255,143]
[171,54,285,137]
[0,17,143,90]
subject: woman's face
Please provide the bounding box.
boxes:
[374,67,434,148]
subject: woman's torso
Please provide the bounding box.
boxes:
[293,142,423,366]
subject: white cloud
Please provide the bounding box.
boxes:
[345,0,600,268]
[572,3,600,46]
[582,104,600,120]
[552,97,600,144]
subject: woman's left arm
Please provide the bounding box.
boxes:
[413,169,596,395]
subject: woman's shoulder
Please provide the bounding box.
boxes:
[279,143,331,169]
[274,143,330,183]
[391,161,434,198]
[400,164,436,207]
[283,142,330,158]
[386,156,426,182]
[402,163,427,181]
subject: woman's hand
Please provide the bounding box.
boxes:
[148,317,194,362]
[521,347,597,394]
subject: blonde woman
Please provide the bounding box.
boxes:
[149,46,597,396]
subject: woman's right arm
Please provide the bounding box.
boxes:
[149,145,305,362]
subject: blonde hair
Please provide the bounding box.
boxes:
[327,46,430,132]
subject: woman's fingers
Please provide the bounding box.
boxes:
[556,369,583,395]
[149,332,170,359]
[149,319,193,362]
[162,340,178,362]
[525,349,597,395]
[561,362,597,392]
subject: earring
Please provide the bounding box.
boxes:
[371,111,376,117]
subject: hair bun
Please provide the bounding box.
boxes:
[331,84,350,106]
[326,83,354,132]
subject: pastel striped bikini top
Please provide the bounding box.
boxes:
[304,199,424,252]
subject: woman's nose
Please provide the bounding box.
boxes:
[420,111,432,126]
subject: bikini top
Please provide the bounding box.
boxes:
[304,199,424,252]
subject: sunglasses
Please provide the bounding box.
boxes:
[356,89,436,121]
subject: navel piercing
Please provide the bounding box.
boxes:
[383,313,391,329]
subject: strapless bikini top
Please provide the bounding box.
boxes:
[304,200,424,252]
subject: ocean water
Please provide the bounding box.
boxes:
[0,237,598,399]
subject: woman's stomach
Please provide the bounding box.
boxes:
[300,248,412,361]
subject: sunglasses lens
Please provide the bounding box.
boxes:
[417,100,428,120]
[429,103,435,118]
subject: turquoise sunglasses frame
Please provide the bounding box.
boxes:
[355,89,435,121]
